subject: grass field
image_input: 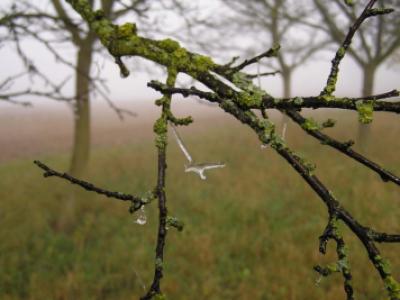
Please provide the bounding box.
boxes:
[0,108,399,300]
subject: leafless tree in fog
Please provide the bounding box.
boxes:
[31,0,400,299]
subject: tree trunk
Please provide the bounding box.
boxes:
[357,64,376,150]
[280,70,291,138]
[69,41,94,176]
[57,40,94,231]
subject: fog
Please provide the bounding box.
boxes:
[1,0,398,114]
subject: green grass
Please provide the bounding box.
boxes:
[0,112,399,299]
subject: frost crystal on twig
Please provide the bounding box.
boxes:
[282,122,287,140]
[135,206,147,225]
[170,123,225,180]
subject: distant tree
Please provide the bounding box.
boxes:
[0,3,74,106]
[311,0,400,146]
[1,0,150,176]
[35,0,400,299]
[220,0,326,99]
[183,0,330,129]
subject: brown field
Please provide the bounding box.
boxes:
[0,99,399,300]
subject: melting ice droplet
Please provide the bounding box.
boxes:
[260,144,268,149]
[314,275,323,287]
[135,206,147,225]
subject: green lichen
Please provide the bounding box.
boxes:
[270,135,287,150]
[236,91,263,107]
[232,72,252,90]
[269,44,281,57]
[93,9,105,19]
[337,47,346,58]
[326,262,340,274]
[356,100,374,124]
[302,118,321,131]
[321,94,335,102]
[322,118,336,128]
[384,276,400,299]
[155,258,163,269]
[167,112,193,126]
[369,8,395,16]
[325,78,337,95]
[158,38,180,52]
[293,97,304,105]
[172,47,188,59]
[374,255,400,298]
[117,22,137,38]
[192,54,215,72]
[166,216,184,232]
[336,258,349,272]
[232,72,266,107]
[338,244,349,257]
[154,294,168,300]
[90,18,116,47]
[166,67,178,86]
[295,154,316,174]
[153,117,167,135]
[155,134,167,149]
[155,96,167,106]
[154,117,168,149]
[344,0,354,6]
[374,255,392,275]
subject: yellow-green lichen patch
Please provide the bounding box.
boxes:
[232,72,266,108]
[321,94,335,102]
[325,77,337,95]
[302,118,321,131]
[155,257,163,269]
[374,255,392,275]
[337,47,346,58]
[158,38,180,52]
[236,91,263,108]
[293,97,304,105]
[116,22,137,38]
[192,54,215,73]
[166,216,184,231]
[154,116,168,150]
[356,100,374,124]
[384,276,400,299]
[153,117,167,135]
[344,0,354,7]
[90,17,117,47]
[154,293,168,300]
[322,118,336,128]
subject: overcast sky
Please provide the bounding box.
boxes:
[0,0,399,111]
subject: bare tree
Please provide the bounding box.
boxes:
[35,0,400,299]
[50,0,152,176]
[1,0,150,176]
[311,0,400,146]
[0,3,75,106]
[220,0,326,99]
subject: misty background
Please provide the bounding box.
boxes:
[0,1,399,299]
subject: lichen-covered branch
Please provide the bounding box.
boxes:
[148,81,400,113]
[33,1,400,299]
[284,109,400,186]
[141,69,177,300]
